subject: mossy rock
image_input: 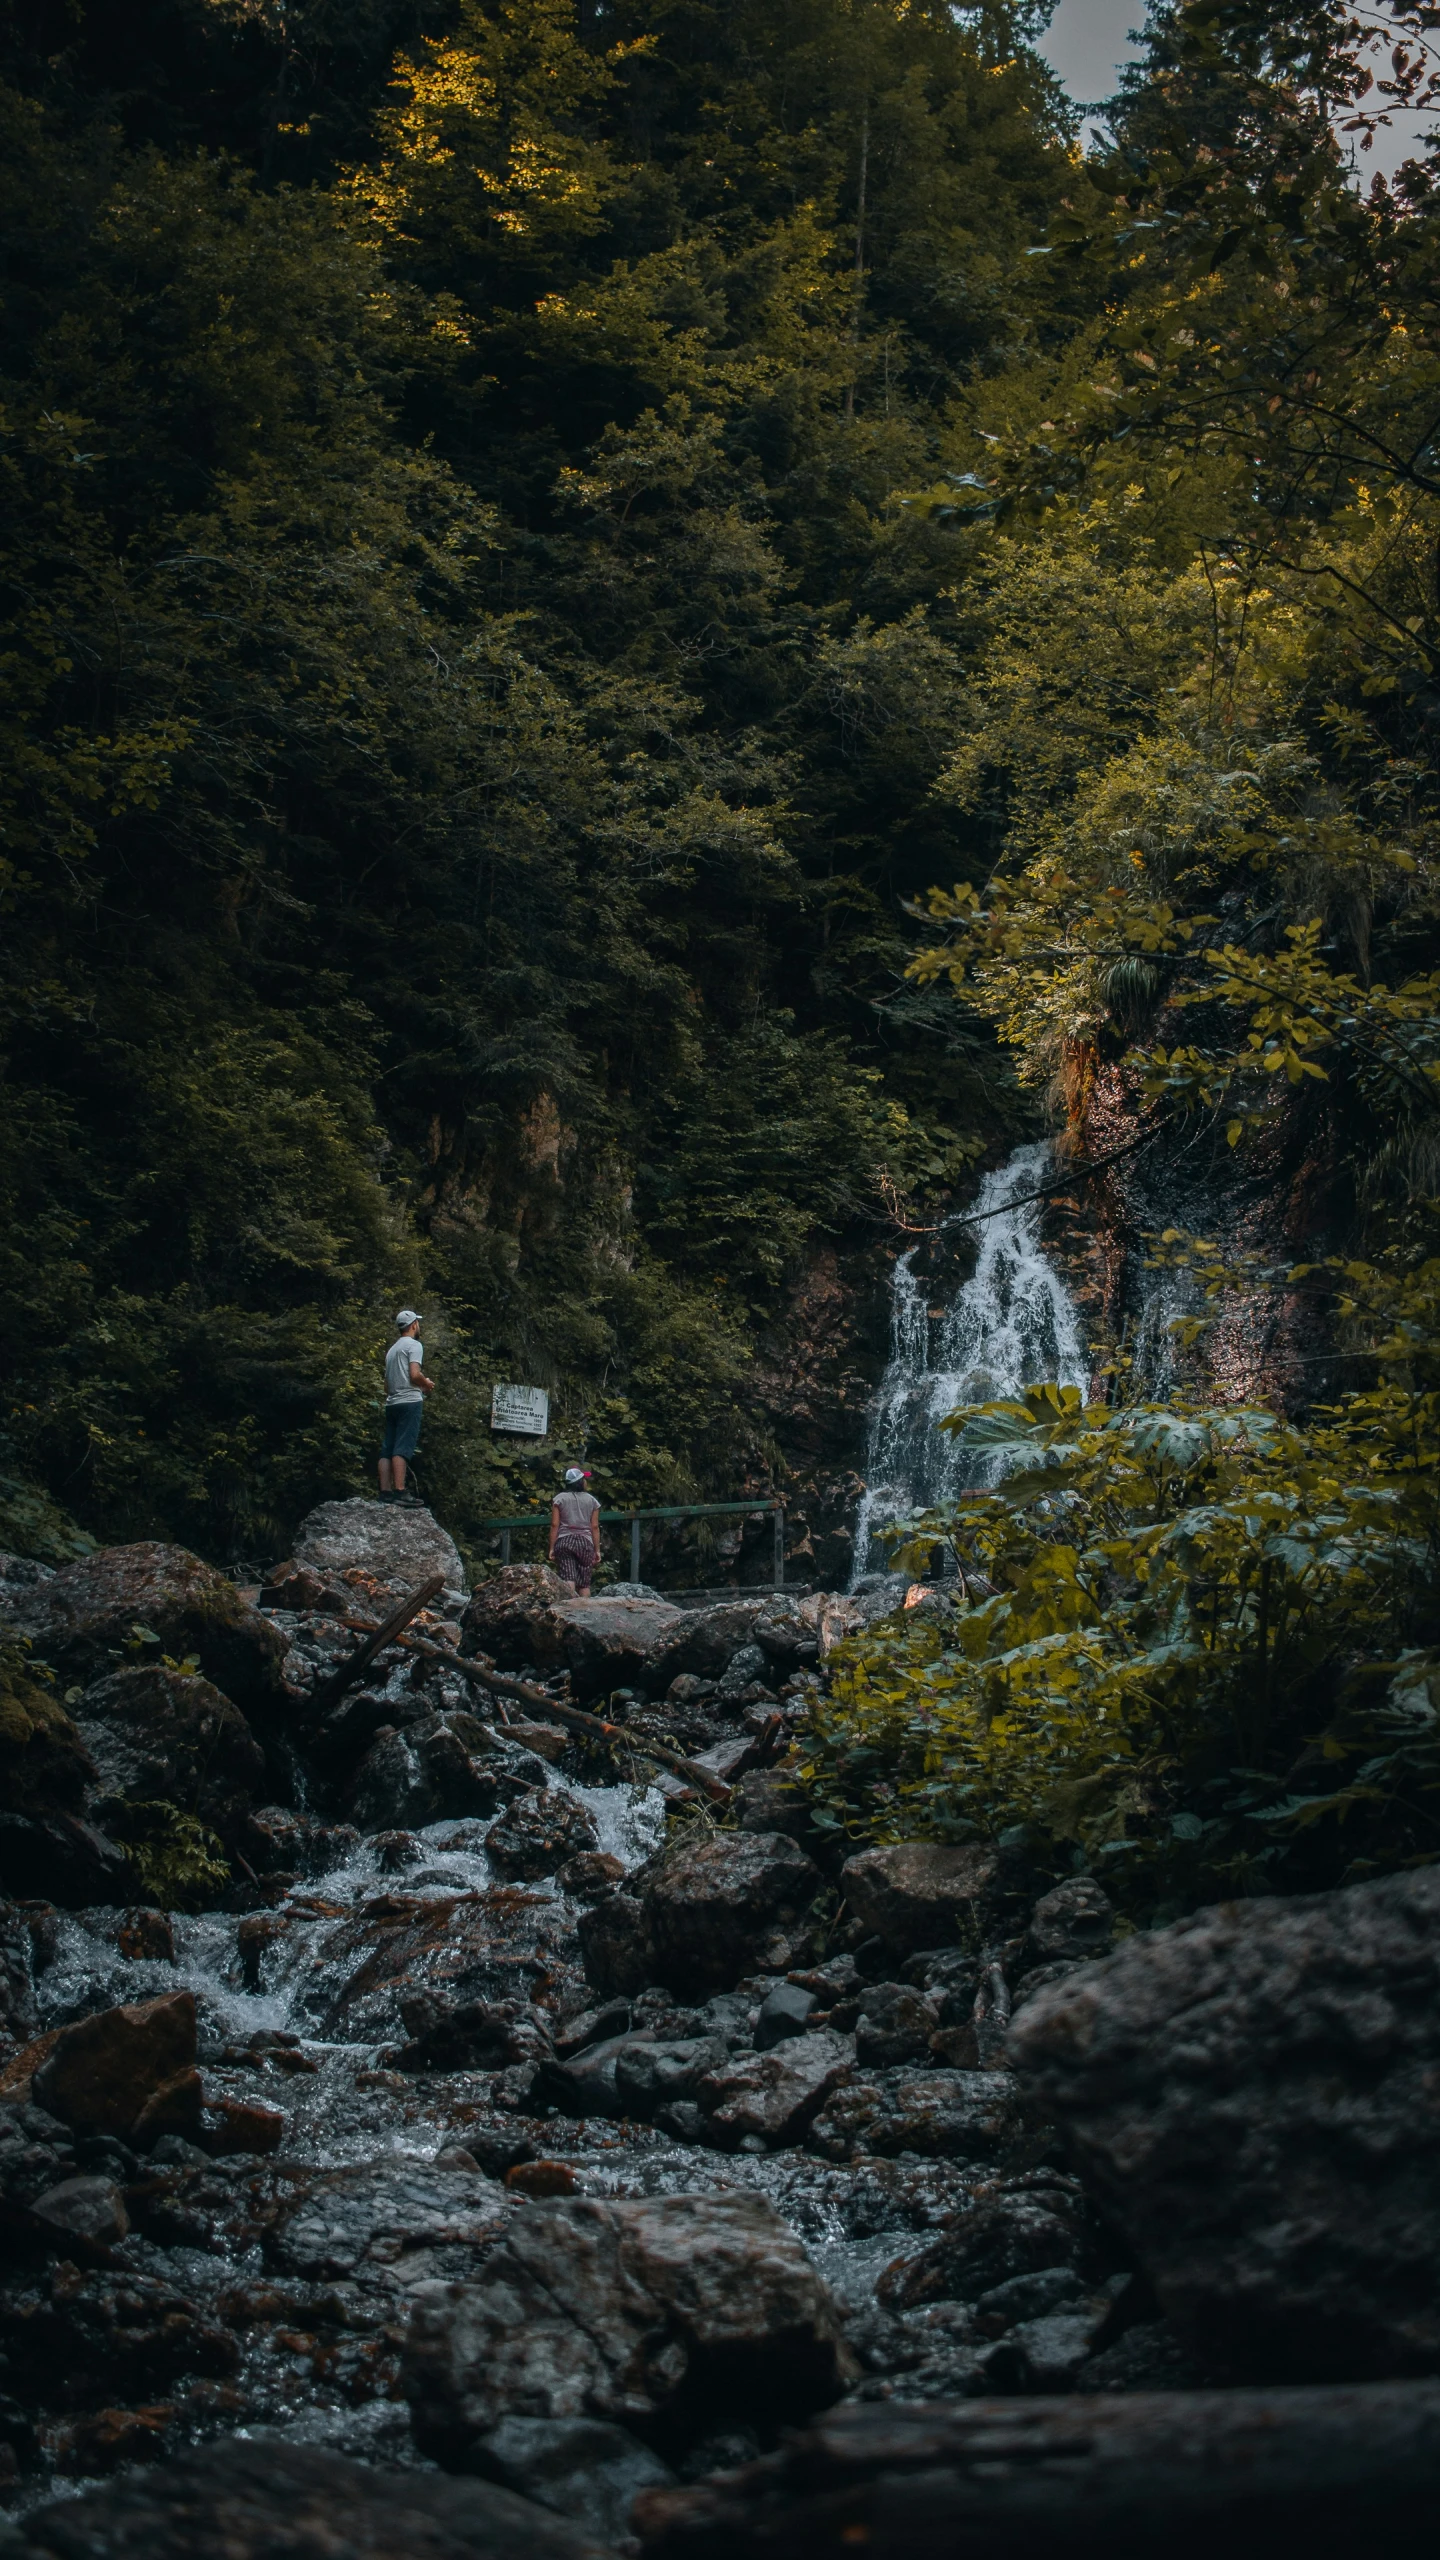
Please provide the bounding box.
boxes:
[0,1646,94,1817]
[11,1542,289,1711]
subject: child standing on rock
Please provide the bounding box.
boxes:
[549,1466,601,1595]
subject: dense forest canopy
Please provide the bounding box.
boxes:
[0,0,1080,1565]
[5,0,1440,1777]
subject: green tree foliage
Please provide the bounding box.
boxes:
[0,0,1077,1561]
[818,4,1440,1898]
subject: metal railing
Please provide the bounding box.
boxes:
[481,1497,786,1589]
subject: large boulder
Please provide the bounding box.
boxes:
[648,1601,767,1690]
[557,1597,687,1702]
[2,1989,197,2142]
[74,1665,265,1842]
[406,2193,852,2472]
[1009,1866,1440,2381]
[486,1787,598,1881]
[841,1841,1003,1958]
[292,1496,467,1604]
[461,1565,573,1669]
[643,1833,824,1996]
[808,2066,1029,2164]
[8,2437,609,2560]
[346,1711,503,1831]
[9,1544,288,1713]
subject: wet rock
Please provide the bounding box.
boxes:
[486,1788,599,1882]
[459,1565,572,1669]
[7,2436,612,2560]
[853,1983,941,2068]
[0,2262,238,2405]
[643,1834,823,1996]
[0,1899,39,2051]
[199,2095,284,2155]
[984,2301,1115,2393]
[840,1842,1002,1958]
[0,1654,92,1818]
[0,1811,141,1910]
[398,1995,554,2076]
[296,1887,578,2044]
[577,1892,656,2000]
[697,2031,853,2151]
[557,1598,688,1703]
[1010,1864,1440,2382]
[107,1907,175,1963]
[241,1807,360,1878]
[406,2192,852,2473]
[267,2159,510,2281]
[540,2032,727,2122]
[292,1496,468,1602]
[0,2100,76,2210]
[630,2385,1440,2559]
[974,2266,1088,2327]
[1078,2317,1221,2391]
[15,1990,197,2142]
[346,1713,500,1830]
[809,2067,1028,2164]
[473,2413,673,2546]
[127,2065,205,2148]
[877,2179,1099,2310]
[557,1850,625,1901]
[754,1983,816,2050]
[1022,1876,1114,1968]
[74,1666,265,1843]
[7,1543,288,1714]
[29,2172,129,2246]
[650,1604,766,1691]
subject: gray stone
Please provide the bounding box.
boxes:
[754,1983,817,2050]
[268,2160,510,2280]
[650,1602,767,1689]
[29,2172,130,2245]
[854,1983,940,2068]
[1009,1865,1440,2381]
[539,2032,726,2122]
[293,1496,467,1599]
[644,1833,822,1996]
[406,2192,852,2463]
[346,1713,500,1830]
[808,2067,1028,2164]
[8,2437,611,2560]
[841,1841,1002,1957]
[460,1565,571,1670]
[877,2180,1097,2310]
[486,1787,598,1881]
[1023,1877,1114,1967]
[469,2414,673,2547]
[577,1891,655,1999]
[697,2031,854,2151]
[75,1665,266,1842]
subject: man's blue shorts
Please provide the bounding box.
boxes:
[381,1402,423,1461]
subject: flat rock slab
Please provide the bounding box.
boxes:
[8,2435,612,2560]
[809,2067,1029,2163]
[633,2383,1440,2560]
[293,1497,468,1599]
[698,2032,854,2151]
[1010,1864,1440,2379]
[267,2159,511,2279]
[4,1989,197,2141]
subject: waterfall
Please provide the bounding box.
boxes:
[852,1142,1089,1580]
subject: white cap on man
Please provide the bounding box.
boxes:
[395,1308,422,1327]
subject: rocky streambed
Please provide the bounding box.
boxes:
[2,1506,1440,2558]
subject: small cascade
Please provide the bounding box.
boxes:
[852,1142,1090,1579]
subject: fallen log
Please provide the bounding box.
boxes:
[332,1613,732,1806]
[309,1573,445,1718]
[633,2384,1440,2560]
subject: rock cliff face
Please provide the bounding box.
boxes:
[2,1509,1438,2554]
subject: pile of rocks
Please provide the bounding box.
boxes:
[3,1512,1440,2555]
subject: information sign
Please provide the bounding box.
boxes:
[490,1383,550,1436]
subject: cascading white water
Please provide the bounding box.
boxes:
[852,1141,1090,1579]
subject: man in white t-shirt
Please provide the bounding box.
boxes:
[378,1310,434,1505]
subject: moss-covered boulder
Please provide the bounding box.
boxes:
[9,1543,288,1711]
[0,1646,93,1818]
[75,1665,266,1844]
